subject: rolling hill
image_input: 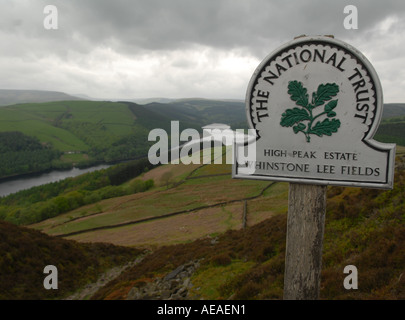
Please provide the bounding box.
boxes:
[144,98,246,130]
[0,89,83,106]
[375,114,405,146]
[0,99,247,178]
[381,103,405,119]
[0,100,152,177]
[0,97,403,179]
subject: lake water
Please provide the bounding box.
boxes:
[0,164,110,197]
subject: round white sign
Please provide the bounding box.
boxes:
[234,36,395,189]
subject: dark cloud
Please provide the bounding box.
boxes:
[51,0,404,55]
[1,0,404,100]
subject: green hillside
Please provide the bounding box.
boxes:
[88,154,405,300]
[375,116,405,146]
[0,100,146,176]
[0,100,146,154]
[0,98,402,179]
[0,99,248,179]
[381,103,405,119]
[146,99,246,129]
[1,147,404,300]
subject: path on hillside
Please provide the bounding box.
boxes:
[64,254,147,300]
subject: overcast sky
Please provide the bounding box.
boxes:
[1,0,404,102]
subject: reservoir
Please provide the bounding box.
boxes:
[0,164,110,197]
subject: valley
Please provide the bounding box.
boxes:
[0,94,404,301]
[0,96,402,180]
[0,98,245,179]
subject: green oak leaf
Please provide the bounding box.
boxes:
[281,80,341,143]
[287,80,309,107]
[312,83,339,106]
[293,123,306,134]
[311,118,341,137]
[280,108,311,127]
[324,99,338,113]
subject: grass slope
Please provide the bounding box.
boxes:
[31,148,284,247]
[0,100,178,174]
[91,155,405,300]
[146,99,246,128]
[382,103,405,119]
[0,100,136,152]
[375,116,405,146]
[0,98,248,176]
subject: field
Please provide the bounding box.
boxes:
[31,172,287,247]
[31,148,288,248]
[29,143,405,248]
[58,182,288,248]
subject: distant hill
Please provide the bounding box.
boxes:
[131,97,175,104]
[145,98,246,129]
[375,105,405,146]
[142,100,404,128]
[375,114,405,146]
[382,103,405,119]
[0,99,247,178]
[0,89,83,106]
[0,96,402,178]
[0,100,167,177]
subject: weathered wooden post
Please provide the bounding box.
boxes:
[283,183,326,299]
[233,35,396,299]
[242,200,247,229]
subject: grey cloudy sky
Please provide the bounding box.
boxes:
[1,0,405,102]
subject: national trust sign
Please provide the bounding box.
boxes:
[233,36,395,189]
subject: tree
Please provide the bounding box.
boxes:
[160,171,174,189]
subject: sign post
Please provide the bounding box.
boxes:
[233,35,396,299]
[284,183,326,299]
